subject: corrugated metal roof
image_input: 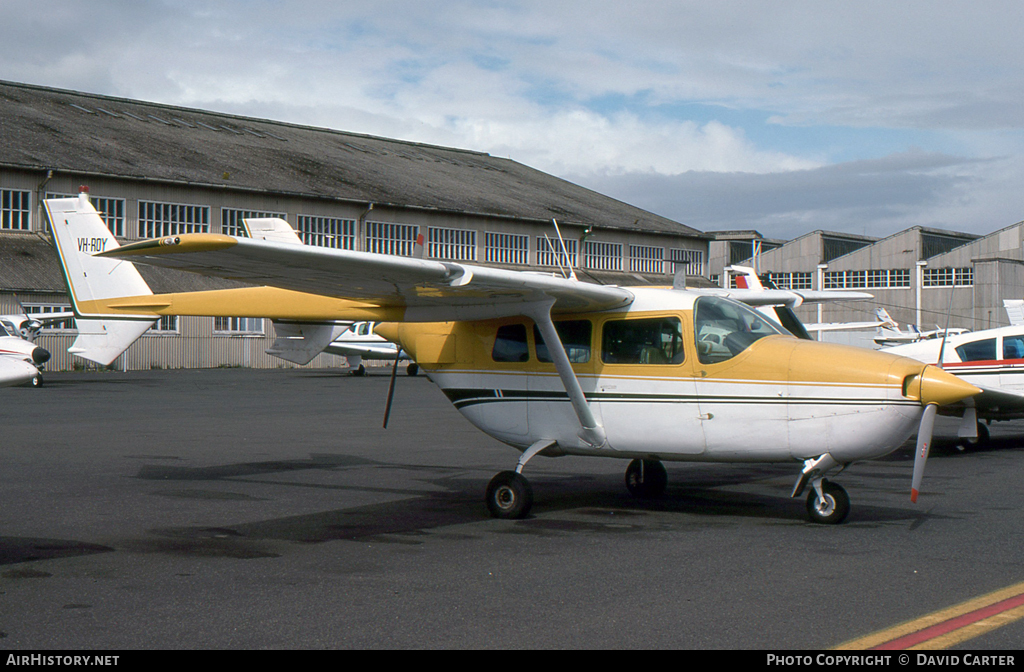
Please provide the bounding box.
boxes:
[0,233,66,292]
[0,80,704,238]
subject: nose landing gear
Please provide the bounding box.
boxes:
[805,479,850,525]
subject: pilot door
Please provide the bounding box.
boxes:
[592,314,706,456]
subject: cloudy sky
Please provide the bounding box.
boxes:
[3,1,1023,240]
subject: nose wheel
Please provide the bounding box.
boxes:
[805,479,850,524]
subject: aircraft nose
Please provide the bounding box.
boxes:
[31,346,51,365]
[910,364,980,406]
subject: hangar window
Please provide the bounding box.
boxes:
[428,226,477,261]
[223,209,287,238]
[484,232,529,265]
[694,296,785,364]
[147,315,179,334]
[601,317,684,365]
[630,245,665,274]
[492,324,529,363]
[365,221,419,256]
[583,241,622,271]
[537,237,577,269]
[23,303,75,331]
[924,267,974,288]
[296,215,355,249]
[534,320,592,364]
[139,201,209,238]
[213,317,264,335]
[1,189,30,230]
[669,248,705,277]
[46,192,125,236]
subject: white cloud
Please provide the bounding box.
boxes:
[2,1,1023,239]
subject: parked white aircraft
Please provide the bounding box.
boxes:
[883,324,1024,441]
[46,193,981,523]
[710,266,878,340]
[0,324,46,387]
[268,319,416,375]
[0,306,72,386]
[873,309,970,346]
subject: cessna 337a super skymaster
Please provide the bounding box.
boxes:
[46,192,980,523]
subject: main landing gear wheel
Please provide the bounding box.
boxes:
[486,470,533,519]
[625,459,668,499]
[29,373,43,388]
[805,479,850,525]
[406,363,419,376]
[959,421,990,450]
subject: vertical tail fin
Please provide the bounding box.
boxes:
[45,190,157,366]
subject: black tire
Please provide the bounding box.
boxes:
[486,471,533,519]
[28,373,43,388]
[406,363,419,376]
[805,479,850,524]
[353,364,366,377]
[624,459,668,499]
[958,421,991,451]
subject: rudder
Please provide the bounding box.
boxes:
[45,190,157,365]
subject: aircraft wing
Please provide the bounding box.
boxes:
[692,287,872,307]
[967,384,1024,418]
[99,234,635,321]
[806,320,886,333]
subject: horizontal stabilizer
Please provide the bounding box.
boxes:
[67,319,155,366]
[266,321,351,365]
[243,218,304,245]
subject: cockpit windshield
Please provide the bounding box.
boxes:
[694,296,787,364]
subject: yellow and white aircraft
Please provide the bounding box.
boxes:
[46,192,980,523]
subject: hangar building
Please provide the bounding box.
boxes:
[710,224,1024,343]
[0,80,709,371]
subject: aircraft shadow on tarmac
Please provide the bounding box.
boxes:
[9,433,1007,567]
[119,452,962,561]
[0,537,113,568]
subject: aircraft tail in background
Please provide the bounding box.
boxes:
[44,189,157,366]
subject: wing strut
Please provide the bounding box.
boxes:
[526,301,606,448]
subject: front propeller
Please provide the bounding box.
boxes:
[911,402,938,503]
[907,364,980,502]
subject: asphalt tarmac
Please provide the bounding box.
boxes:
[2,368,1023,650]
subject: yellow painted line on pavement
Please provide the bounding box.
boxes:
[835,579,1024,650]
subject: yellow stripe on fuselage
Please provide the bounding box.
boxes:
[77,286,402,322]
[379,313,925,393]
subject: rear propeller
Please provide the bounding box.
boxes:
[382,349,403,429]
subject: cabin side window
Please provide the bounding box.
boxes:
[600,317,684,365]
[955,338,996,362]
[534,320,592,364]
[492,323,529,362]
[1004,336,1024,360]
[694,296,784,364]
